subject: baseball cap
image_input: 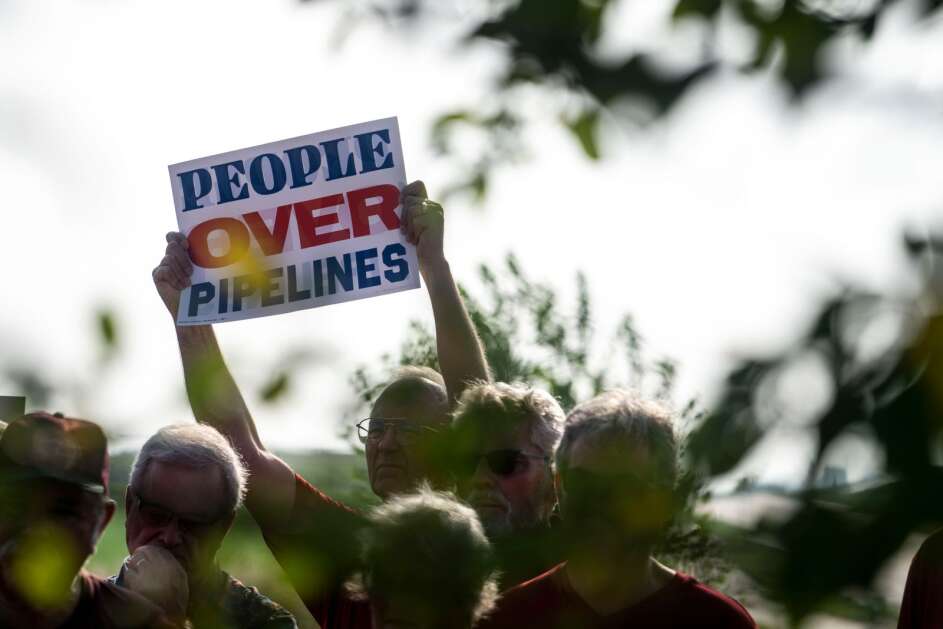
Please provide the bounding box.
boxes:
[0,412,109,495]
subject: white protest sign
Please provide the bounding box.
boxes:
[168,117,419,325]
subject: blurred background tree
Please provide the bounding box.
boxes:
[308,0,943,200]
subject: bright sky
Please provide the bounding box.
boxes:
[1,0,941,487]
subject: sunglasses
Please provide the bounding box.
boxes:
[457,449,550,478]
[356,418,440,445]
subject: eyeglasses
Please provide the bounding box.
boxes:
[128,488,221,536]
[356,418,440,445]
[457,449,550,478]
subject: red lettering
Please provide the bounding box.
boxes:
[243,205,292,256]
[188,218,251,269]
[347,184,400,238]
[294,194,350,249]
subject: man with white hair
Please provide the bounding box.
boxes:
[480,391,756,629]
[113,424,297,629]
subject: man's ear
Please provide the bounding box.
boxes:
[553,471,565,518]
[96,498,117,542]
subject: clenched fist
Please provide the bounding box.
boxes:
[152,232,193,319]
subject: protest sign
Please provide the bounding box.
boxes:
[168,117,419,325]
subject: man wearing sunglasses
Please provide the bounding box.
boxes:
[450,382,565,589]
[152,180,489,628]
[480,391,756,629]
[114,424,296,629]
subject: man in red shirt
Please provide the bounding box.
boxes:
[480,391,757,629]
[0,413,171,629]
[897,528,943,628]
[450,382,566,589]
[152,180,490,628]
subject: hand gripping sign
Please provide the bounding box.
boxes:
[169,117,419,325]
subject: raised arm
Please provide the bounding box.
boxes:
[152,233,295,527]
[402,181,491,405]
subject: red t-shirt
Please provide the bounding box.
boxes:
[479,563,756,629]
[260,474,371,629]
[898,528,943,629]
[61,571,171,629]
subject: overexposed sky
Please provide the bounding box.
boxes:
[1,0,941,487]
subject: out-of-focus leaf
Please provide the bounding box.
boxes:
[672,0,723,21]
[261,372,290,403]
[97,309,118,351]
[564,109,600,160]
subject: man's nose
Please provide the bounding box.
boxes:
[377,425,401,452]
[470,457,497,489]
[156,519,183,547]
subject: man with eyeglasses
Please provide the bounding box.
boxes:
[113,424,296,629]
[152,181,489,628]
[449,382,566,589]
[479,391,756,629]
[0,413,173,629]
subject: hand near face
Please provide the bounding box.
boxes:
[121,544,189,622]
[401,181,446,277]
[152,232,194,318]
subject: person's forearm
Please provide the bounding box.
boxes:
[175,324,263,451]
[423,258,491,405]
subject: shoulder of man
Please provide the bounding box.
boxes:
[78,572,176,629]
[899,529,943,629]
[669,573,757,628]
[221,573,298,629]
[478,564,569,629]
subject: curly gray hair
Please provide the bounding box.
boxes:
[349,485,499,625]
[557,390,679,487]
[452,381,565,459]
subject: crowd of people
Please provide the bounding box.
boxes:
[0,181,937,628]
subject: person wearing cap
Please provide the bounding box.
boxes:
[0,412,173,629]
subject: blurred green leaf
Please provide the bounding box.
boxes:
[261,372,290,403]
[96,309,118,351]
[564,109,601,160]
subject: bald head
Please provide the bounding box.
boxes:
[364,369,450,499]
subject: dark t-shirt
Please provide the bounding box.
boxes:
[60,571,171,629]
[111,565,297,629]
[260,474,371,629]
[898,528,943,629]
[479,563,756,629]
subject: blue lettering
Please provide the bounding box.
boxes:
[260,268,285,307]
[320,138,357,181]
[178,169,213,212]
[354,129,394,173]
[327,254,354,294]
[249,153,287,196]
[356,248,381,288]
[383,243,409,283]
[287,264,311,302]
[313,259,324,298]
[212,161,249,205]
[187,282,215,317]
[285,146,322,189]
